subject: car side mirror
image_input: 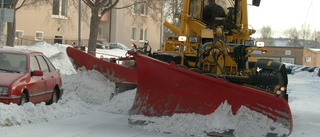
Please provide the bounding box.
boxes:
[31,70,44,77]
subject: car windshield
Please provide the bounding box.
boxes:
[97,41,109,49]
[118,43,129,50]
[109,43,118,49]
[106,42,129,50]
[0,53,27,73]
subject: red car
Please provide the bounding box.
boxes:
[0,49,63,105]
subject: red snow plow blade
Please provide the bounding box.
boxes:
[66,47,137,84]
[128,52,292,134]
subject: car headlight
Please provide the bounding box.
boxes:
[0,87,8,95]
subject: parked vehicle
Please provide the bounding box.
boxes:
[307,67,317,72]
[0,49,63,105]
[96,40,108,49]
[108,42,130,51]
[97,40,129,51]
[285,65,295,74]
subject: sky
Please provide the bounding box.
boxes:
[248,0,320,38]
[0,43,319,137]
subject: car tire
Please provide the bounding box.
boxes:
[19,93,28,105]
[47,89,58,105]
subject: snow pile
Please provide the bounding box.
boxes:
[129,101,289,137]
[104,89,136,115]
[61,70,114,105]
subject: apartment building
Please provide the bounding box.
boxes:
[105,1,161,51]
[5,1,161,50]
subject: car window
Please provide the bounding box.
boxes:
[97,41,109,49]
[43,55,56,71]
[0,53,27,73]
[30,56,41,71]
[109,44,118,49]
[118,44,129,50]
[37,55,50,73]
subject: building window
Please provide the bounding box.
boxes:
[52,0,68,18]
[144,28,148,41]
[15,30,24,39]
[139,29,143,41]
[35,31,44,41]
[54,36,63,44]
[131,27,137,40]
[139,28,147,42]
[141,4,148,15]
[132,1,148,15]
[132,0,138,14]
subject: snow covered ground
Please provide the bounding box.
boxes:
[0,42,319,137]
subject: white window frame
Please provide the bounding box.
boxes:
[131,27,137,41]
[52,0,68,19]
[15,30,24,39]
[139,28,147,42]
[35,31,44,41]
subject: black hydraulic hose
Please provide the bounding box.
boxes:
[196,40,219,66]
[197,40,226,75]
[211,46,226,75]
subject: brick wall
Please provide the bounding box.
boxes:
[252,46,320,66]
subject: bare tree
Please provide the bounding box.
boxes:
[78,0,119,56]
[310,30,320,48]
[284,27,301,47]
[299,24,312,47]
[161,0,184,39]
[259,26,274,46]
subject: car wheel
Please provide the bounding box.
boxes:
[47,89,58,105]
[19,93,28,105]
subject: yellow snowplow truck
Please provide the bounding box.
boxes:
[153,0,288,100]
[128,0,292,135]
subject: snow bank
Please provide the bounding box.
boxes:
[129,101,289,137]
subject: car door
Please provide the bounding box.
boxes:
[28,55,46,103]
[36,55,56,101]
